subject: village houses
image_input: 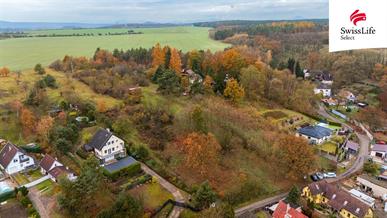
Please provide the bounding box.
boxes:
[0,142,35,175]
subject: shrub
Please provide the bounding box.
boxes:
[20,145,42,153]
[0,190,15,203]
[76,148,89,159]
[124,174,152,190]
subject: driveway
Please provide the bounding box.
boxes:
[28,188,50,218]
[140,163,186,218]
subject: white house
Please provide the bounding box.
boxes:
[370,144,387,163]
[297,125,332,144]
[0,142,35,174]
[39,154,76,182]
[86,128,126,165]
[314,83,332,97]
[339,90,356,102]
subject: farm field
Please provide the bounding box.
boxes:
[0,26,229,70]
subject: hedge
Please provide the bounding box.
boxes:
[0,190,15,203]
[20,145,42,153]
[104,162,142,180]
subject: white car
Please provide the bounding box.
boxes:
[324,172,337,178]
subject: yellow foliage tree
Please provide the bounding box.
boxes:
[97,100,107,113]
[203,75,214,94]
[20,107,36,137]
[223,78,245,103]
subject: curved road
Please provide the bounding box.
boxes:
[235,105,370,217]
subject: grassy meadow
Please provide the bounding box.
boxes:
[0,26,229,70]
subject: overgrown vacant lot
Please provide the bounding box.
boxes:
[0,26,229,70]
[0,69,121,108]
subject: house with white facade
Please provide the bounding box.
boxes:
[85,128,126,165]
[297,125,332,144]
[0,142,35,174]
[39,154,76,182]
[370,144,387,163]
[314,83,332,97]
[357,174,387,198]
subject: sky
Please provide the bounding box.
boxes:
[0,0,328,24]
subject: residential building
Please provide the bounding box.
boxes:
[348,189,375,208]
[344,141,360,155]
[322,98,338,106]
[0,142,35,174]
[271,200,308,218]
[181,69,203,84]
[297,125,332,144]
[357,174,387,198]
[302,181,373,218]
[314,83,332,97]
[86,128,126,165]
[39,154,76,182]
[338,90,356,102]
[370,144,387,163]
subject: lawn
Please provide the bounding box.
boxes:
[317,156,336,171]
[0,26,229,70]
[35,179,55,195]
[12,173,29,185]
[128,181,173,211]
[318,142,338,154]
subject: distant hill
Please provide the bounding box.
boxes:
[104,22,189,28]
[193,19,328,28]
[0,20,108,31]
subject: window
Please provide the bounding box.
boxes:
[14,159,17,162]
[112,147,115,151]
[104,150,107,154]
[347,213,350,218]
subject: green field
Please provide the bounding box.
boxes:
[0,26,229,70]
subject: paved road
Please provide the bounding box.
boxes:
[28,188,50,218]
[235,193,288,217]
[234,105,371,217]
[141,163,186,218]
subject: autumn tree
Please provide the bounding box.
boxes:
[275,135,316,180]
[203,75,214,94]
[221,48,246,79]
[151,43,165,68]
[20,107,36,137]
[169,48,182,75]
[224,78,245,103]
[187,50,203,74]
[36,116,54,145]
[307,52,320,70]
[240,65,265,100]
[0,67,10,77]
[177,132,221,175]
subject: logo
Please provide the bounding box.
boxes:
[350,10,366,26]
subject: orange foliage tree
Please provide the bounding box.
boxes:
[36,116,54,145]
[275,135,316,180]
[169,48,182,75]
[0,67,10,77]
[20,107,36,137]
[152,43,165,68]
[177,132,221,175]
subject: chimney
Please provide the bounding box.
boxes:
[106,128,110,132]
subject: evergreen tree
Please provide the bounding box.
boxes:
[295,62,304,78]
[286,185,301,206]
[193,181,217,209]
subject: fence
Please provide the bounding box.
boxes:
[151,199,200,217]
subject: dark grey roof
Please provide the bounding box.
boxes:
[103,156,137,173]
[316,83,331,89]
[298,125,332,139]
[88,129,112,150]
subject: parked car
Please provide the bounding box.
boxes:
[324,172,337,178]
[316,172,324,180]
[310,174,319,181]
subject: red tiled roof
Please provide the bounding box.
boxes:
[39,154,56,171]
[48,166,71,179]
[0,142,18,168]
[273,200,308,218]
